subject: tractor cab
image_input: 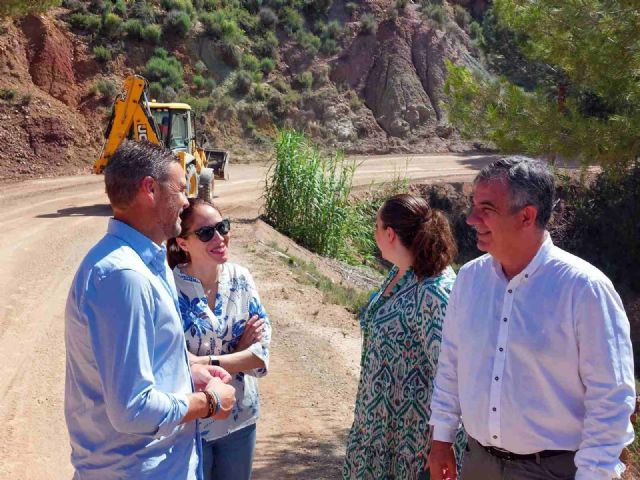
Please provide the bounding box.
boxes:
[149,103,195,154]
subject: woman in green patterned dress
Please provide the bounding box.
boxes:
[343,194,466,480]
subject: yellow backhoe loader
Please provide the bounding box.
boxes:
[93,75,229,200]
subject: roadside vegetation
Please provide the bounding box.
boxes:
[56,0,349,141]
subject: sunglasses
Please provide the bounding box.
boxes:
[184,218,231,242]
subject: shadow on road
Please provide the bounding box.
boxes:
[37,204,112,218]
[254,427,349,480]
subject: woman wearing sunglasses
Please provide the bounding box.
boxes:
[167,198,271,480]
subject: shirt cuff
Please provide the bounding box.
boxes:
[155,392,190,438]
[430,423,458,443]
[575,463,624,480]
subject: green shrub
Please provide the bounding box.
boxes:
[259,57,275,74]
[264,130,356,257]
[234,69,252,94]
[253,30,278,59]
[258,7,277,28]
[453,5,471,30]
[93,45,112,62]
[194,60,207,73]
[423,4,447,27]
[204,77,216,91]
[142,23,162,43]
[469,20,484,42]
[202,0,219,10]
[111,0,126,16]
[272,77,289,93]
[68,12,102,31]
[0,88,16,101]
[218,40,242,67]
[359,13,377,35]
[320,37,339,55]
[130,0,156,23]
[20,93,32,105]
[160,0,193,14]
[294,71,313,90]
[345,2,357,16]
[177,95,211,114]
[253,82,269,100]
[164,9,192,37]
[144,48,184,89]
[200,11,247,45]
[306,0,332,15]
[192,74,206,89]
[280,6,303,35]
[242,53,260,71]
[123,19,144,39]
[295,30,320,55]
[149,81,163,100]
[102,12,123,38]
[325,20,342,39]
[91,78,118,98]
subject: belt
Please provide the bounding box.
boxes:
[479,443,574,462]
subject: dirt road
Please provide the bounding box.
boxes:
[0,153,494,479]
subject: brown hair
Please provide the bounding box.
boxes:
[167,198,222,269]
[379,193,457,279]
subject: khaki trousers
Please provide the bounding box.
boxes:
[461,438,577,480]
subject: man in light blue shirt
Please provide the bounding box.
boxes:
[65,141,236,480]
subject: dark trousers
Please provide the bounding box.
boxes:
[461,438,577,480]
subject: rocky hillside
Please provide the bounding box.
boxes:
[0,0,489,182]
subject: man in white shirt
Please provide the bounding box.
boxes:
[428,157,635,480]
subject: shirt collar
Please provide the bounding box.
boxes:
[491,231,554,283]
[107,218,167,270]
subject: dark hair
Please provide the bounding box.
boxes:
[104,140,179,209]
[379,193,457,279]
[475,156,555,228]
[167,198,222,269]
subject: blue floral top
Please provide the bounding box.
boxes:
[173,262,271,441]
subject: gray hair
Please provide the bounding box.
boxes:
[104,140,179,209]
[475,156,555,229]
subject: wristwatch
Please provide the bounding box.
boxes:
[209,355,220,367]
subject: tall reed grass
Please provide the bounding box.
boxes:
[264,130,356,257]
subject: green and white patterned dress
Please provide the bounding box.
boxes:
[343,266,466,480]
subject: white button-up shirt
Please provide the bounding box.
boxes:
[430,234,635,480]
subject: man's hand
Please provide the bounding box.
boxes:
[205,377,236,420]
[191,363,232,391]
[235,315,264,351]
[428,440,457,480]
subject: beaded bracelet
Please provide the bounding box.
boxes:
[202,391,216,419]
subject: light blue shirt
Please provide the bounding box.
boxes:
[65,219,202,480]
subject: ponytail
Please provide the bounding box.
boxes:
[380,194,457,279]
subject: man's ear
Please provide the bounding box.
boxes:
[521,205,538,228]
[139,176,156,203]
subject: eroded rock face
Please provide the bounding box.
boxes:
[331,16,473,140]
[20,15,78,106]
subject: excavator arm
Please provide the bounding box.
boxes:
[93,75,162,174]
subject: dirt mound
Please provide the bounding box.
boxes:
[0,15,101,183]
[20,15,78,106]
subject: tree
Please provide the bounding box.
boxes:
[0,0,60,17]
[445,1,640,168]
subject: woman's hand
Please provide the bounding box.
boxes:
[235,315,264,351]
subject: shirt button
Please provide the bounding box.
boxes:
[493,435,498,439]
[495,376,499,381]
[525,274,529,278]
[499,347,504,352]
[492,407,497,412]
[503,317,508,322]
[508,289,513,293]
